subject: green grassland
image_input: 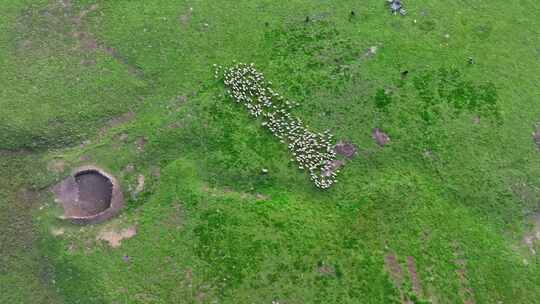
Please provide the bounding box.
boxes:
[1,0,540,303]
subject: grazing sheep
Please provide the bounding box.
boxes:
[215,63,340,189]
[387,0,406,16]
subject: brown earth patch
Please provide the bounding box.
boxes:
[97,225,137,248]
[334,141,357,158]
[533,129,540,151]
[384,252,404,286]
[384,252,426,304]
[406,256,423,298]
[451,241,476,304]
[372,128,391,146]
[522,212,540,255]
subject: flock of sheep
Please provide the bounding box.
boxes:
[215,63,340,189]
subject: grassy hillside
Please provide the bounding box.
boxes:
[1,0,540,303]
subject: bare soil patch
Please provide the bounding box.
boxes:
[372,128,391,146]
[406,256,423,298]
[451,241,476,304]
[334,141,357,158]
[384,252,426,304]
[384,252,404,286]
[97,225,137,248]
[533,128,540,151]
[522,212,540,255]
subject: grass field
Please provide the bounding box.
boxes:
[2,0,540,303]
